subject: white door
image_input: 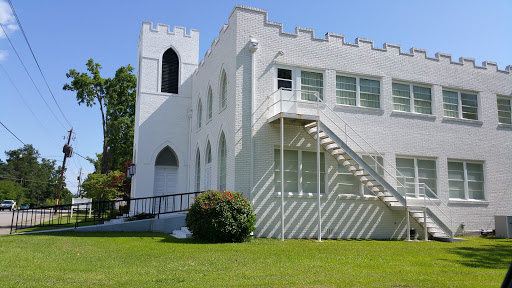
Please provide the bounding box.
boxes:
[154,166,178,212]
[154,166,178,196]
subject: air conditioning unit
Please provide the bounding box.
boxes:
[495,216,512,238]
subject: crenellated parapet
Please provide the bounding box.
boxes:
[232,5,511,74]
[141,21,199,40]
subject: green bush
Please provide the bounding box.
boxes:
[186,190,256,243]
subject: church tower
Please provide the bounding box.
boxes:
[132,22,199,198]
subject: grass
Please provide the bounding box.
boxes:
[14,211,113,233]
[0,233,510,287]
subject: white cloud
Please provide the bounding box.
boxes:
[0,50,7,62]
[0,0,17,39]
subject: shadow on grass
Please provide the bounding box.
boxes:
[446,239,512,269]
[16,231,223,244]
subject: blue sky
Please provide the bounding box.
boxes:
[0,0,511,194]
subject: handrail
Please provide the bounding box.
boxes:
[404,182,453,239]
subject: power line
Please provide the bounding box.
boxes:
[0,64,60,147]
[0,120,25,145]
[7,0,73,128]
[0,23,69,131]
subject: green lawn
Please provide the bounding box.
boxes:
[0,233,510,287]
[15,212,98,233]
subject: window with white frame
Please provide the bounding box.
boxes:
[277,68,292,90]
[195,148,201,191]
[207,86,213,120]
[396,157,437,198]
[448,161,485,200]
[301,71,323,101]
[337,155,384,196]
[274,149,325,194]
[443,90,479,120]
[336,75,380,108]
[220,70,227,110]
[276,67,324,102]
[197,99,202,129]
[497,96,512,124]
[392,82,432,114]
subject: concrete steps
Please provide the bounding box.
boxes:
[171,226,192,239]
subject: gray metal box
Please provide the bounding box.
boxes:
[495,216,512,238]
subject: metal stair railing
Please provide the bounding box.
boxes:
[404,182,453,240]
[264,88,453,238]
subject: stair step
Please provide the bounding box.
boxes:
[427,227,444,233]
[375,192,392,197]
[312,132,329,140]
[380,196,398,202]
[324,143,340,151]
[431,232,449,238]
[320,138,335,145]
[388,202,404,210]
[171,226,193,239]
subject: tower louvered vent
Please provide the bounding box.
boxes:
[161,48,179,94]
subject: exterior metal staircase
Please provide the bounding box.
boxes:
[265,88,455,241]
[303,120,453,241]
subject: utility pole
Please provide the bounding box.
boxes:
[76,168,82,198]
[56,128,73,206]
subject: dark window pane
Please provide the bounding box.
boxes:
[278,68,292,80]
[161,48,179,94]
[278,80,292,90]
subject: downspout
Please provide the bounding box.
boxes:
[248,37,259,202]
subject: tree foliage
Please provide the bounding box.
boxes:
[81,171,126,201]
[0,145,72,206]
[63,59,137,174]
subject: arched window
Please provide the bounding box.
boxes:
[154,146,179,197]
[155,146,178,166]
[195,148,201,191]
[161,48,179,94]
[220,70,227,109]
[205,141,212,190]
[218,132,227,191]
[207,86,213,120]
[197,99,202,129]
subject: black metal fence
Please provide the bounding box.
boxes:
[10,192,201,234]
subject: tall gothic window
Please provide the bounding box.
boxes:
[220,70,227,109]
[161,48,179,94]
[195,148,201,191]
[218,132,227,191]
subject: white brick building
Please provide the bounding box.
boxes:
[132,5,512,240]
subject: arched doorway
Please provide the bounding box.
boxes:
[154,146,179,196]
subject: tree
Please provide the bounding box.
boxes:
[2,145,67,206]
[0,180,26,204]
[63,59,137,174]
[81,171,126,201]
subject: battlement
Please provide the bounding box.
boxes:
[141,21,199,40]
[231,5,512,74]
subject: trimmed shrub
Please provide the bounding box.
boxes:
[186,190,256,243]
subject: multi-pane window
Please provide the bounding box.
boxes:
[443,90,479,120]
[205,141,212,190]
[195,149,200,191]
[220,70,227,110]
[336,76,357,106]
[301,71,323,101]
[448,161,485,200]
[497,96,512,124]
[396,157,437,198]
[197,99,202,129]
[337,155,384,196]
[336,75,380,108]
[392,82,432,114]
[274,149,325,193]
[207,86,213,120]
